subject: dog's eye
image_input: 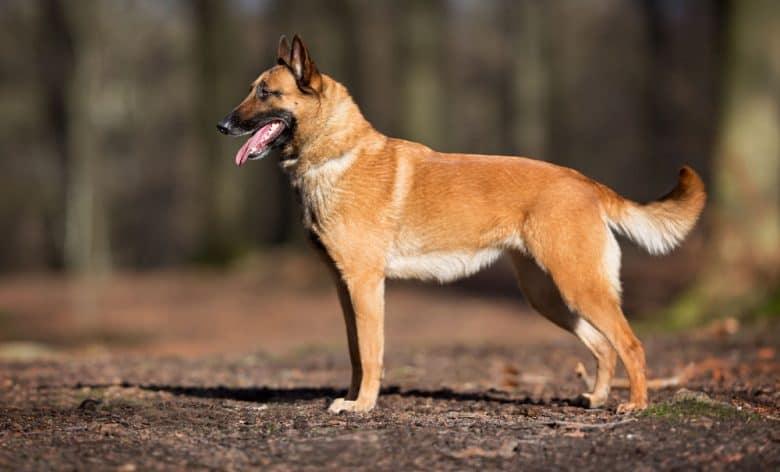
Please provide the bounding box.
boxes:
[257,86,272,99]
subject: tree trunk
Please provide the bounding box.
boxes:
[502,0,549,159]
[36,0,74,270]
[400,0,446,150]
[193,0,243,263]
[63,0,111,275]
[671,0,779,325]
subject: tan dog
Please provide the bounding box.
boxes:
[218,35,706,414]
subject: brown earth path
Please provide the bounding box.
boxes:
[0,271,778,470]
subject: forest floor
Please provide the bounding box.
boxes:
[0,269,778,470]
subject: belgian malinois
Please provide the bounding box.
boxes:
[217,35,706,414]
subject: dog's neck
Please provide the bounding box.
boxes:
[282,75,380,175]
[281,76,389,233]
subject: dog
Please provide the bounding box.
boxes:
[217,35,706,414]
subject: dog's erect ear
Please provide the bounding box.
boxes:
[277,35,291,66]
[289,34,322,93]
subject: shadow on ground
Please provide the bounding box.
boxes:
[132,384,583,407]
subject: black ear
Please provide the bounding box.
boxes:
[289,34,322,93]
[277,35,291,66]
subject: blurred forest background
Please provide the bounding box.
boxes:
[0,0,777,338]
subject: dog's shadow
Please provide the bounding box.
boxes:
[124,383,581,407]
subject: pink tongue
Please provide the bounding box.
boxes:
[234,121,282,167]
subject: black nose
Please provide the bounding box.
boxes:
[217,114,235,134]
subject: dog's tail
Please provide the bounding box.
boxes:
[600,166,706,255]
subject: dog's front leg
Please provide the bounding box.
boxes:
[329,271,385,414]
[333,278,361,400]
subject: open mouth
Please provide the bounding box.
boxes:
[234,120,286,167]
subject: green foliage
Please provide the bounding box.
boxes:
[0,310,14,333]
[650,283,780,332]
[641,399,755,422]
[656,287,708,330]
[751,285,780,321]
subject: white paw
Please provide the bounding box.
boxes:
[580,392,608,409]
[328,397,375,414]
[328,398,355,414]
[616,401,647,414]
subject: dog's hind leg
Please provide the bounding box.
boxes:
[521,213,648,412]
[510,251,617,408]
[583,301,647,413]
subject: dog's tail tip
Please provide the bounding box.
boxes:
[677,165,705,195]
[607,165,706,255]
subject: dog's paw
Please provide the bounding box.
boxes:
[616,401,647,414]
[328,397,375,414]
[576,392,607,409]
[328,398,354,414]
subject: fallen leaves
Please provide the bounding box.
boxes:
[449,439,519,459]
[757,347,776,360]
[544,418,638,430]
[492,360,551,398]
[695,317,740,339]
[575,362,695,391]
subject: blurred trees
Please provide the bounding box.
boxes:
[193,0,243,263]
[36,0,73,269]
[63,0,112,275]
[36,0,111,274]
[501,0,548,159]
[401,0,446,150]
[671,0,779,324]
[711,0,779,290]
[5,0,776,319]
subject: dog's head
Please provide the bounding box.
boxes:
[217,35,323,166]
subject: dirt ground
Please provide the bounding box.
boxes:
[0,270,778,470]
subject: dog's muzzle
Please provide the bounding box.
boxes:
[216,114,236,135]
